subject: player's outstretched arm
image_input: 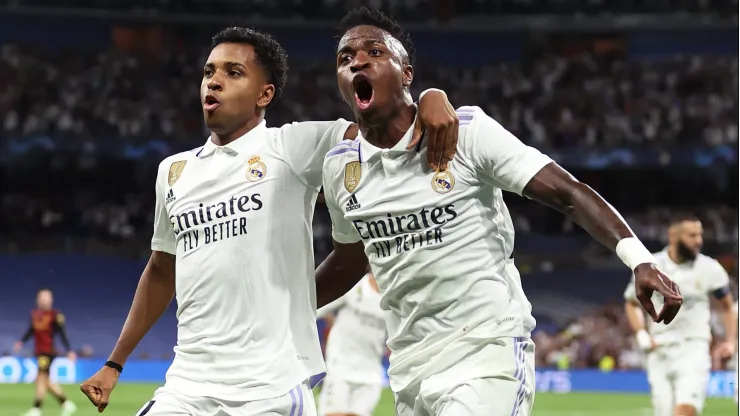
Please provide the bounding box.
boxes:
[13,319,33,353]
[315,240,368,309]
[522,163,683,324]
[80,250,175,413]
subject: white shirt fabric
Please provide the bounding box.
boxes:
[321,106,552,392]
[151,119,352,401]
[623,249,730,345]
[317,274,386,385]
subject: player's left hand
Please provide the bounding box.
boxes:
[411,89,458,172]
[67,351,77,362]
[634,263,683,324]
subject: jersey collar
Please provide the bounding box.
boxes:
[196,120,267,158]
[358,107,422,163]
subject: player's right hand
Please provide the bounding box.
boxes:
[80,366,120,413]
[12,341,22,354]
[633,263,683,325]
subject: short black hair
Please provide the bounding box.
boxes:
[211,27,288,101]
[670,214,701,226]
[339,7,416,66]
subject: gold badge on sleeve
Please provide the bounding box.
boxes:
[344,161,362,193]
[168,161,187,186]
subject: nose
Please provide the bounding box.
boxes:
[207,78,222,91]
[350,53,370,73]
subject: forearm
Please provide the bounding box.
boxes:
[109,252,175,365]
[19,324,32,343]
[625,301,647,333]
[315,242,368,309]
[56,325,71,352]
[721,308,737,345]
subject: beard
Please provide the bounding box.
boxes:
[676,240,698,261]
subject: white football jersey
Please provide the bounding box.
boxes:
[151,119,352,401]
[623,250,730,345]
[321,106,551,392]
[317,274,386,385]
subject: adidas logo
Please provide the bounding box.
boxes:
[165,189,177,204]
[345,194,361,212]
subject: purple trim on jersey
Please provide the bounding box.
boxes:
[510,337,528,416]
[288,386,297,416]
[297,384,305,416]
[308,372,326,388]
[326,138,360,158]
[712,285,731,299]
[195,146,204,156]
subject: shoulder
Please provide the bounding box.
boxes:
[324,138,361,170]
[270,119,351,138]
[696,254,725,272]
[155,147,200,182]
[54,311,65,324]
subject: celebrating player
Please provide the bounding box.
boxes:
[315,8,684,416]
[317,272,386,416]
[14,288,78,416]
[78,27,458,415]
[624,216,737,416]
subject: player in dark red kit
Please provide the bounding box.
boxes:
[14,288,78,416]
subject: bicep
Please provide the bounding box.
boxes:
[147,250,176,283]
[521,163,582,212]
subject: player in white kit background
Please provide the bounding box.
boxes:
[624,216,737,416]
[78,27,460,415]
[314,8,684,416]
[316,272,386,416]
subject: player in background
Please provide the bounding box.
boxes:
[624,216,737,416]
[13,288,78,416]
[78,27,458,415]
[316,272,386,416]
[315,8,683,416]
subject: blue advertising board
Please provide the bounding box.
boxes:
[0,357,735,398]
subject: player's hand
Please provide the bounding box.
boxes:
[80,366,120,413]
[412,89,458,172]
[67,351,77,362]
[12,341,22,354]
[634,263,683,324]
[713,341,735,361]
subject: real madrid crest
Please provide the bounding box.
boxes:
[344,161,362,193]
[246,156,267,182]
[431,170,455,194]
[168,161,187,186]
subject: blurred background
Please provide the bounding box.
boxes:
[0,0,737,414]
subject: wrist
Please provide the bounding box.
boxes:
[635,329,653,350]
[105,360,124,374]
[419,88,445,101]
[616,237,657,271]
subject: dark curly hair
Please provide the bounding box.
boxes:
[339,7,416,66]
[211,27,288,102]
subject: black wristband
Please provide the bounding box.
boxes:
[105,360,123,373]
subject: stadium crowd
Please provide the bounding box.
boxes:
[1,44,737,151]
[3,0,737,18]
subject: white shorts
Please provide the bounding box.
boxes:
[137,382,316,416]
[394,337,535,416]
[317,376,382,416]
[646,339,710,415]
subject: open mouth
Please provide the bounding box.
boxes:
[352,75,374,111]
[204,95,220,111]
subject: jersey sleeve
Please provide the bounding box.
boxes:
[322,160,362,245]
[459,106,552,195]
[276,120,353,190]
[706,259,730,294]
[150,162,177,255]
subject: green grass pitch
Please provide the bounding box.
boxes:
[0,383,735,415]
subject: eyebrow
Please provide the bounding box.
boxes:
[337,38,385,55]
[203,61,247,69]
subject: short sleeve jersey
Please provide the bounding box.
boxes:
[321,106,551,391]
[151,119,352,401]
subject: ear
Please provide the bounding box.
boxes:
[403,65,414,87]
[257,84,275,108]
